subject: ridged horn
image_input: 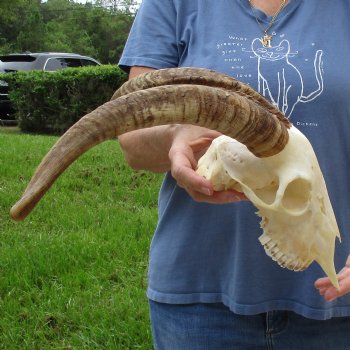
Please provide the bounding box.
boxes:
[112,67,290,128]
[10,69,289,222]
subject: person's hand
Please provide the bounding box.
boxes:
[168,125,247,204]
[314,255,350,302]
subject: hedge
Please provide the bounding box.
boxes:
[1,65,127,134]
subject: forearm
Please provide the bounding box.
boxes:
[118,125,177,173]
[118,66,174,172]
[118,66,209,173]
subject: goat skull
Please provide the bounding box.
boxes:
[197,127,340,288]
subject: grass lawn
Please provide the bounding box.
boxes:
[0,127,163,349]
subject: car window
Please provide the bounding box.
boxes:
[44,57,84,71]
[0,55,36,72]
[44,58,66,71]
[80,59,99,66]
[64,58,84,68]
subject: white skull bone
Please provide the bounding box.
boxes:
[196,126,340,288]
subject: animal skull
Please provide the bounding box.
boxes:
[197,126,340,288]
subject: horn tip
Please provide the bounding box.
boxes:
[10,201,29,221]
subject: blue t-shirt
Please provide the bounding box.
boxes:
[119,0,350,320]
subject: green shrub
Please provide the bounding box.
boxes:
[1,65,127,134]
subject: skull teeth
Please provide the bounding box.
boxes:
[259,233,312,272]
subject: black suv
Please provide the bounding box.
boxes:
[0,52,101,125]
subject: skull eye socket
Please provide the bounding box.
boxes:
[281,178,311,213]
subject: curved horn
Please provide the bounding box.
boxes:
[112,68,290,128]
[10,71,289,221]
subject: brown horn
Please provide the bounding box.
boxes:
[10,72,289,221]
[112,67,290,128]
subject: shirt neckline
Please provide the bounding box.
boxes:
[238,0,302,24]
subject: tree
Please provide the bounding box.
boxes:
[0,0,137,63]
[17,3,46,52]
[0,0,29,53]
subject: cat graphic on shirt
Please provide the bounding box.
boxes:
[251,38,323,118]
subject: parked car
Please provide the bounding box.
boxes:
[0,52,101,125]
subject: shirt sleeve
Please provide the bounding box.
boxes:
[119,0,179,72]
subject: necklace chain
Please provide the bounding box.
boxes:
[249,0,287,47]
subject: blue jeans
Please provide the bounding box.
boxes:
[149,300,350,350]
